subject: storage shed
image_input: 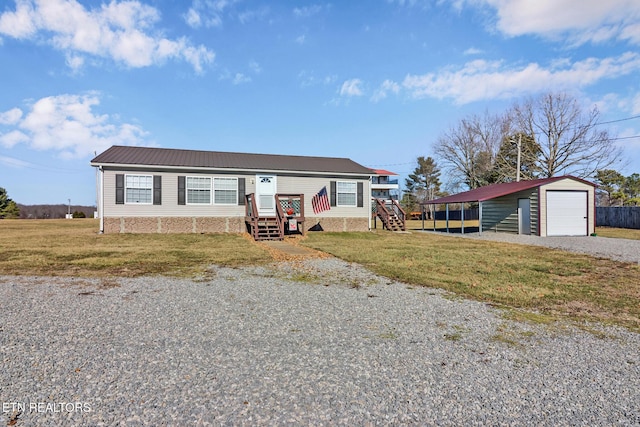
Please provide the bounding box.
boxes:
[423,176,596,236]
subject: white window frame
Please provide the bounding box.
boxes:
[337,181,357,207]
[125,174,153,204]
[213,177,238,205]
[186,176,212,205]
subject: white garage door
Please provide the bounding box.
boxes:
[546,191,587,236]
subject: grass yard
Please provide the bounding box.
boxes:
[0,219,272,277]
[404,219,479,231]
[301,230,640,331]
[596,226,640,240]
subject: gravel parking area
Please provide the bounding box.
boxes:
[420,231,640,264]
[1,258,639,426]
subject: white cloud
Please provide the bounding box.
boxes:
[463,47,483,55]
[298,70,337,88]
[184,8,203,28]
[402,52,640,104]
[183,0,235,28]
[295,34,306,45]
[0,108,22,125]
[293,5,323,18]
[0,93,149,158]
[249,61,261,74]
[0,0,37,38]
[0,0,215,73]
[371,79,401,102]
[0,130,29,148]
[339,79,364,97]
[238,7,269,24]
[232,73,251,84]
[472,0,640,46]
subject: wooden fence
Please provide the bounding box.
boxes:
[596,207,640,229]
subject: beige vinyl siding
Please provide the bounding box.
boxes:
[275,175,370,218]
[102,169,370,219]
[103,169,249,217]
[482,189,537,234]
[538,179,595,237]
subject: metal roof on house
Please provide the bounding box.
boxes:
[423,176,595,204]
[91,145,373,175]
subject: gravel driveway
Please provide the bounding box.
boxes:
[1,258,639,426]
[420,231,640,264]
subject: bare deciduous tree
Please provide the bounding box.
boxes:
[434,111,509,189]
[512,93,623,178]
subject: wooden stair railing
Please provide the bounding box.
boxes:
[374,198,406,232]
[389,199,406,231]
[245,193,284,241]
[245,193,305,241]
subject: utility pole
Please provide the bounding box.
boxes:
[516,134,522,182]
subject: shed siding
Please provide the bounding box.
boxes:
[538,179,595,237]
[482,189,537,234]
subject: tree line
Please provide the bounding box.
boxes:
[403,92,632,211]
[0,187,95,219]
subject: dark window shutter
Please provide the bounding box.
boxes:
[237,177,245,205]
[115,174,124,204]
[178,176,186,205]
[357,182,363,207]
[153,175,162,205]
[330,181,336,206]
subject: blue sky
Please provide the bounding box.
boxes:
[1,0,640,206]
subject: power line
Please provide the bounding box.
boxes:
[366,161,416,167]
[609,134,640,142]
[596,114,640,126]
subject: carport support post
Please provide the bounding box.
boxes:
[478,201,483,234]
[446,203,450,233]
[461,203,465,234]
[433,205,436,231]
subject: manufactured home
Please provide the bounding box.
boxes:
[91,146,374,239]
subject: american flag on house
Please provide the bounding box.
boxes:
[312,186,331,214]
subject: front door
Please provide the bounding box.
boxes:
[256,175,277,216]
[518,198,531,235]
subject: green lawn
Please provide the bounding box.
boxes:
[0,219,272,277]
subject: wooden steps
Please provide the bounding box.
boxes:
[382,214,405,231]
[252,217,284,241]
[374,198,406,232]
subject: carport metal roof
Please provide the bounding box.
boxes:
[418,175,595,235]
[422,176,595,205]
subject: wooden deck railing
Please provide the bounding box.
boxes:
[277,193,305,235]
[245,193,305,240]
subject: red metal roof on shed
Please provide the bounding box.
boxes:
[423,176,595,204]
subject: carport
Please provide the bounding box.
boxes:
[421,176,596,236]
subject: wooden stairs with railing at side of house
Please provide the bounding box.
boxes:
[245,193,305,241]
[374,198,406,232]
